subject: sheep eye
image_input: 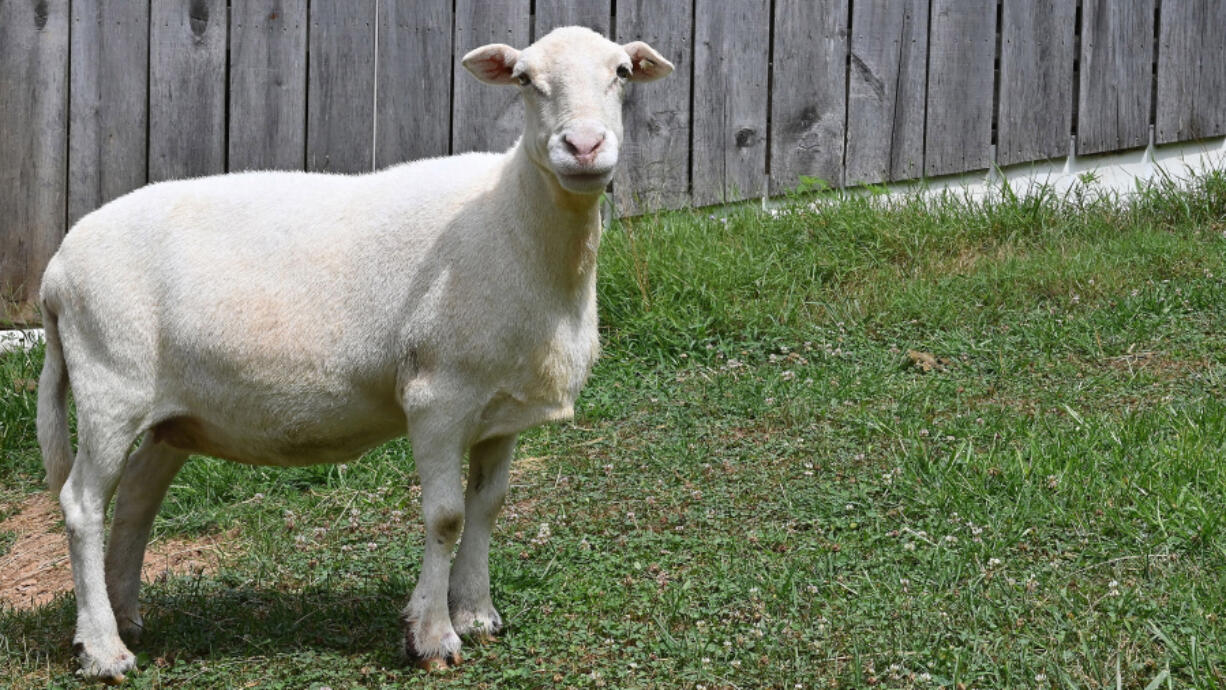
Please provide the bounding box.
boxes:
[616,64,631,80]
[516,73,531,87]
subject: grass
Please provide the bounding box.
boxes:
[1,171,1225,688]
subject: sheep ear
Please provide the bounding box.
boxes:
[622,41,674,82]
[462,44,521,85]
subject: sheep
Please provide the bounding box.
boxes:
[36,26,673,681]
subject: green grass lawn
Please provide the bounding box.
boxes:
[2,172,1224,688]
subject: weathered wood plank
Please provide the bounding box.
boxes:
[692,0,770,206]
[924,0,996,177]
[845,0,928,185]
[1077,0,1155,155]
[0,0,68,322]
[376,0,452,166]
[614,0,692,214]
[149,0,227,182]
[69,0,148,227]
[452,0,531,154]
[997,0,1076,166]
[229,0,308,171]
[1156,0,1226,144]
[534,0,610,37]
[307,0,376,172]
[770,0,849,194]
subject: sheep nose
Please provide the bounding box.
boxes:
[562,130,605,164]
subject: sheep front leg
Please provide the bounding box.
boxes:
[401,426,466,670]
[450,434,515,640]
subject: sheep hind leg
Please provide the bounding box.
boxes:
[400,421,466,670]
[60,416,141,682]
[449,434,515,641]
[105,438,188,643]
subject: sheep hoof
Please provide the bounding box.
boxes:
[116,619,144,646]
[416,652,462,672]
[73,639,136,684]
[402,620,462,671]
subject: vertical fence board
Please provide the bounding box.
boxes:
[307,0,375,172]
[376,0,452,166]
[149,0,227,182]
[770,0,849,194]
[1078,0,1154,155]
[693,0,769,206]
[0,0,68,322]
[229,0,307,171]
[845,0,928,185]
[69,0,148,227]
[924,0,996,177]
[534,0,610,37]
[1156,0,1226,144]
[452,0,530,154]
[997,0,1075,165]
[614,0,692,214]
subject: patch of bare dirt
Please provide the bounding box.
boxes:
[1097,350,1208,379]
[503,455,551,521]
[906,349,952,373]
[0,493,225,611]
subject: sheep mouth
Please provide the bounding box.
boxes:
[556,169,613,192]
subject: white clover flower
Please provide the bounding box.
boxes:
[530,522,552,546]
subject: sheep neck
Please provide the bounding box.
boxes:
[506,143,603,292]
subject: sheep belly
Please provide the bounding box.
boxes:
[149,405,405,467]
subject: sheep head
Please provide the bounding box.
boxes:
[463,26,673,195]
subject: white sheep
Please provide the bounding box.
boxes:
[36,26,672,680]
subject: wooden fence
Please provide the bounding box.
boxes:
[2,0,1225,322]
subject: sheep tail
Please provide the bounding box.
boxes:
[38,307,73,494]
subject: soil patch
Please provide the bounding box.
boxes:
[0,493,225,610]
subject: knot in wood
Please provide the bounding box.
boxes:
[189,0,210,37]
[34,1,49,30]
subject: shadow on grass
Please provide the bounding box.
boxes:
[1,574,419,670]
